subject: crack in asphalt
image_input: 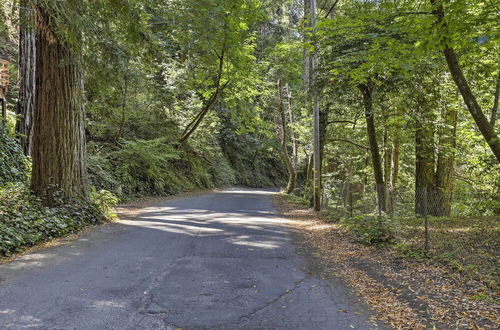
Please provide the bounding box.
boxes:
[237,276,307,324]
[0,188,382,329]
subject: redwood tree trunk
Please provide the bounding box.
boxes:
[359,83,386,212]
[31,4,87,205]
[16,0,36,156]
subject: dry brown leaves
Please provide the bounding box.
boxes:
[273,195,500,329]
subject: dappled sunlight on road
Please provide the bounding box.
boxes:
[0,189,377,329]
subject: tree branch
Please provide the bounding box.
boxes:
[491,72,500,128]
[179,47,227,145]
[324,0,340,19]
[330,139,369,150]
[327,120,356,125]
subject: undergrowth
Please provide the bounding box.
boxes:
[87,139,238,199]
[0,184,118,257]
[0,122,29,184]
[280,193,499,291]
[0,120,285,258]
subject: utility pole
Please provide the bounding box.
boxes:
[310,0,321,211]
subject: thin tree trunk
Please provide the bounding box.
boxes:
[305,152,314,206]
[433,104,457,216]
[1,99,5,119]
[415,100,435,216]
[383,128,392,187]
[179,50,226,145]
[383,122,393,212]
[391,108,402,187]
[359,83,386,212]
[491,73,499,128]
[16,0,36,156]
[277,79,296,194]
[319,108,328,169]
[31,3,87,205]
[430,0,500,163]
[303,0,311,87]
[310,0,321,211]
[286,85,298,168]
[115,71,128,143]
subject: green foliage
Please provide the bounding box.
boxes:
[0,184,112,257]
[87,137,244,199]
[280,192,309,206]
[392,242,428,262]
[0,121,29,184]
[393,215,499,289]
[341,214,394,245]
[112,138,181,195]
[90,188,119,219]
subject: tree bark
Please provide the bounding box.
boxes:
[303,0,311,87]
[179,50,226,145]
[491,73,499,128]
[358,83,386,212]
[286,85,298,168]
[31,3,87,205]
[430,0,500,163]
[319,108,328,168]
[16,0,36,156]
[383,121,393,212]
[277,79,296,194]
[432,104,457,216]
[391,108,402,187]
[415,98,435,216]
[305,152,314,207]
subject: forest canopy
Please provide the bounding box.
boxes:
[0,0,498,255]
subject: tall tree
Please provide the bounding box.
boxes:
[31,2,87,205]
[16,0,36,156]
[429,0,500,163]
[277,78,296,193]
[359,83,386,211]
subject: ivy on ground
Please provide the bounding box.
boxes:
[0,184,117,257]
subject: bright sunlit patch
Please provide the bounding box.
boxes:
[227,235,281,249]
[217,189,277,195]
[90,300,126,308]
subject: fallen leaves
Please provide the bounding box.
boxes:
[273,195,499,329]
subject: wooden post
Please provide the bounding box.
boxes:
[1,99,5,119]
[310,0,321,211]
[0,59,10,120]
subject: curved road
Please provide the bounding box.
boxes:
[0,188,381,329]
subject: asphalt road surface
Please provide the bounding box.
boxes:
[0,188,382,329]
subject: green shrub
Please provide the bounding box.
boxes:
[90,188,119,219]
[87,138,240,198]
[0,184,109,257]
[87,150,121,194]
[341,214,394,245]
[0,121,29,184]
[112,138,181,195]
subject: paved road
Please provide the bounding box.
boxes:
[0,188,381,329]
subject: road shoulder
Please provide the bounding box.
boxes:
[272,194,499,329]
